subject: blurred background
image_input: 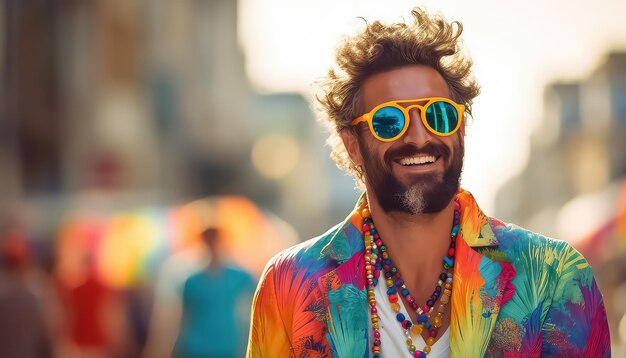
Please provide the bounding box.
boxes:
[1,0,626,356]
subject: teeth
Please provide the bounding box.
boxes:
[399,155,436,166]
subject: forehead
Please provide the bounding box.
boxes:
[361,65,450,111]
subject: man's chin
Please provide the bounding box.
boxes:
[396,172,441,190]
[397,177,460,213]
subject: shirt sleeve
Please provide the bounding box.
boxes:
[246,257,293,357]
[540,245,611,356]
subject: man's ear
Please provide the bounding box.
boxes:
[458,123,466,146]
[340,128,364,166]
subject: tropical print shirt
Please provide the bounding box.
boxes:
[247,189,611,357]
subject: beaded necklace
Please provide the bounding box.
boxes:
[361,199,460,358]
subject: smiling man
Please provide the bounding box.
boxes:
[247,8,610,358]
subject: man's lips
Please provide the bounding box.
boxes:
[384,142,449,171]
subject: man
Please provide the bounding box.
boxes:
[174,227,255,357]
[247,8,611,357]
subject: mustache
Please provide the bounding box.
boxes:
[384,142,451,165]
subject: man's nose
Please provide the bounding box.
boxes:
[401,107,432,146]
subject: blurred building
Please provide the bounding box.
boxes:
[496,52,626,231]
[0,0,357,242]
[495,52,626,350]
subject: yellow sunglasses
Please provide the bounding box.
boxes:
[350,97,465,142]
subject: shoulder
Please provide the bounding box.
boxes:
[222,264,255,284]
[181,271,208,294]
[184,270,206,284]
[488,217,595,285]
[260,222,342,282]
[490,217,582,257]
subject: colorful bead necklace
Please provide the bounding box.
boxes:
[361,199,460,358]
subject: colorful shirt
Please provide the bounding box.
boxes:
[247,189,611,357]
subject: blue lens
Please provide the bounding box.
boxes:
[425,101,458,134]
[372,106,405,139]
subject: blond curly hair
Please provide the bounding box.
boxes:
[316,7,480,187]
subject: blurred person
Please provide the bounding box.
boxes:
[143,226,209,358]
[173,227,255,357]
[53,246,129,358]
[0,223,53,358]
[248,8,611,357]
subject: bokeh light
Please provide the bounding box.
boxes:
[251,133,301,179]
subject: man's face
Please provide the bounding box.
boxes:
[345,65,464,214]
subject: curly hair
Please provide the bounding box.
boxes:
[316,7,480,187]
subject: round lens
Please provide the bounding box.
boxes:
[372,107,405,139]
[425,101,458,134]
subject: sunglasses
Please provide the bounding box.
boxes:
[350,97,465,142]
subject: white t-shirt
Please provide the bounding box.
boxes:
[368,281,450,357]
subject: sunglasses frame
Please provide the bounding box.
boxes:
[350,96,465,142]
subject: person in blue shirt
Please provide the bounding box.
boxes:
[174,227,255,357]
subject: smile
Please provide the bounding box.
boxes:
[397,155,438,166]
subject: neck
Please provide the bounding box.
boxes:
[207,256,223,271]
[365,190,455,294]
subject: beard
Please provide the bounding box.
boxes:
[357,136,464,214]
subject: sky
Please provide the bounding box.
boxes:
[238,0,626,214]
